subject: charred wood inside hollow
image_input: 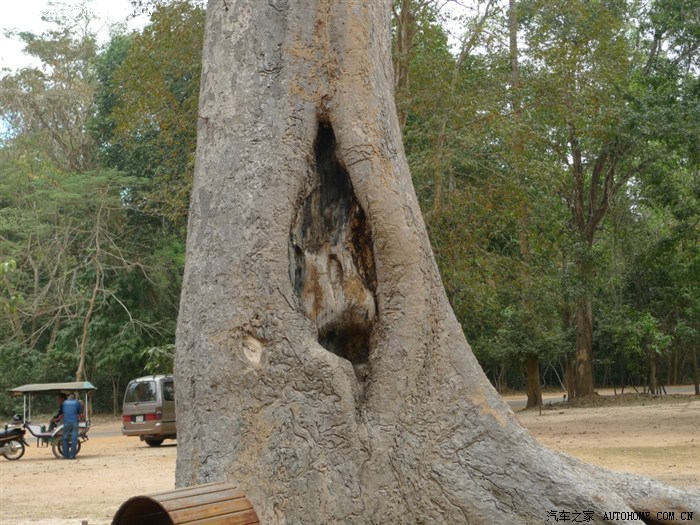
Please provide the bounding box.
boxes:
[290,121,377,374]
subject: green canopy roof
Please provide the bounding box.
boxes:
[8,381,97,395]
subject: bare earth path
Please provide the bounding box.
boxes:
[1,397,698,525]
[0,419,177,525]
[513,396,700,491]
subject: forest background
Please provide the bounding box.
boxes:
[1,0,699,414]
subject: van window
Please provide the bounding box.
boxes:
[163,382,175,401]
[125,381,157,403]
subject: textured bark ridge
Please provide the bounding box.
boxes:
[175,0,700,523]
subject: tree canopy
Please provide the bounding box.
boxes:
[0,0,698,414]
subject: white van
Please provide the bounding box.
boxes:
[121,375,176,447]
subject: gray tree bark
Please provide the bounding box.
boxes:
[175,0,699,523]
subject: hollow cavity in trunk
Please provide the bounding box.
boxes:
[290,121,377,378]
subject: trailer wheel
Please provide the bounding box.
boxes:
[52,440,82,458]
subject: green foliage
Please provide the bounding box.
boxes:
[398,0,700,391]
[141,344,175,375]
[0,8,98,173]
[0,260,23,314]
[398,2,570,389]
[0,342,44,416]
[1,0,699,405]
[94,0,205,227]
[0,2,186,407]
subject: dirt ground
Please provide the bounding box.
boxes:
[0,395,698,525]
[513,394,700,491]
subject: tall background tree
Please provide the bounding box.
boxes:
[395,0,700,399]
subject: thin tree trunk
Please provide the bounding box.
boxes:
[76,204,103,382]
[574,296,595,397]
[47,317,62,352]
[567,120,624,398]
[76,257,100,382]
[525,354,542,409]
[510,0,542,409]
[602,362,608,388]
[693,345,699,396]
[430,0,497,217]
[673,348,679,385]
[393,0,416,131]
[649,351,658,395]
[28,248,40,348]
[565,357,576,400]
[6,308,24,343]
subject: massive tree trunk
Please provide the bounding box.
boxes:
[175,0,699,523]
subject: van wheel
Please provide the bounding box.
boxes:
[145,439,163,447]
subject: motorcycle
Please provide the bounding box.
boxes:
[0,415,28,460]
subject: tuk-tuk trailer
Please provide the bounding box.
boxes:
[7,381,96,459]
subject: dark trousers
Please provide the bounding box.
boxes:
[62,421,79,458]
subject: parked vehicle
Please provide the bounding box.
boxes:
[6,381,96,459]
[122,375,176,447]
[0,416,27,460]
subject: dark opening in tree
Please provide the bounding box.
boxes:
[291,121,376,372]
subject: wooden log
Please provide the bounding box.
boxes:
[111,482,260,525]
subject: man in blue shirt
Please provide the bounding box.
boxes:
[61,393,82,459]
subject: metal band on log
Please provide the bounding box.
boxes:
[111,482,260,525]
